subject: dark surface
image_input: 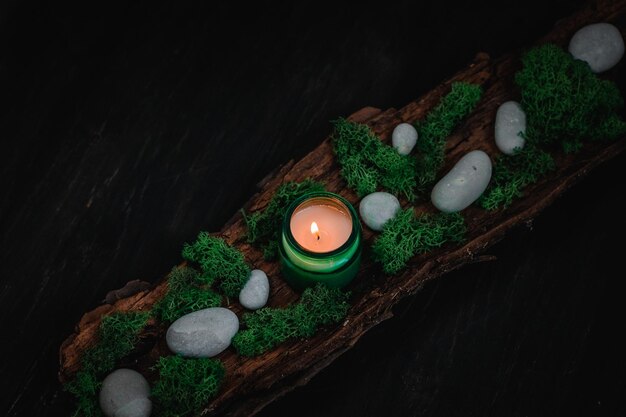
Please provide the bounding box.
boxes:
[1,1,625,416]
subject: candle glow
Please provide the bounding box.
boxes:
[290,204,351,253]
[311,221,320,240]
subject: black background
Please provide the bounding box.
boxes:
[1,1,626,416]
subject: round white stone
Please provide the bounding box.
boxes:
[391,123,418,155]
[166,307,239,358]
[495,101,526,155]
[239,269,270,310]
[99,369,151,417]
[359,192,401,231]
[431,150,492,213]
[568,22,624,73]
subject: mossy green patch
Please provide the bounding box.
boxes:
[64,311,151,417]
[65,370,102,417]
[332,118,417,200]
[244,179,325,260]
[372,208,466,275]
[154,266,222,322]
[232,283,350,357]
[152,355,225,417]
[415,82,483,191]
[478,144,555,210]
[85,311,151,373]
[182,232,250,297]
[516,44,626,153]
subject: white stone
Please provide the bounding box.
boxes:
[568,23,624,73]
[431,150,492,213]
[99,369,151,417]
[359,192,401,231]
[495,101,526,155]
[239,269,270,310]
[166,307,239,358]
[391,123,418,155]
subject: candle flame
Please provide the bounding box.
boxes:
[310,221,320,240]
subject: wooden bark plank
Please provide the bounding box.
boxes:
[59,1,626,416]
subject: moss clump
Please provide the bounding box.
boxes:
[244,179,325,260]
[516,43,626,153]
[65,370,102,417]
[80,311,151,377]
[232,284,350,357]
[372,208,466,274]
[154,266,222,322]
[332,118,417,200]
[65,311,151,417]
[415,82,483,191]
[478,144,556,210]
[152,355,225,417]
[182,232,250,297]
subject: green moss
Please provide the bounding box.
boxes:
[232,284,350,357]
[415,82,483,191]
[65,370,102,417]
[64,311,151,417]
[332,83,481,199]
[244,179,325,260]
[154,266,222,322]
[516,43,626,153]
[371,208,466,275]
[182,232,250,297]
[332,118,417,200]
[152,355,225,417]
[478,144,556,210]
[84,311,151,375]
[481,44,626,210]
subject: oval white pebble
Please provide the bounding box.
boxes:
[166,307,239,358]
[495,101,526,155]
[239,269,270,310]
[568,22,624,73]
[99,369,152,417]
[431,150,492,213]
[391,123,418,155]
[359,192,401,231]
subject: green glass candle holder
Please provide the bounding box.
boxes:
[279,191,362,290]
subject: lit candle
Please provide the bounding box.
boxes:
[279,191,362,290]
[290,205,352,253]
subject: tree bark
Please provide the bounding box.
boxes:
[59,1,626,416]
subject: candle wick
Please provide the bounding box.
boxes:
[316,235,320,241]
